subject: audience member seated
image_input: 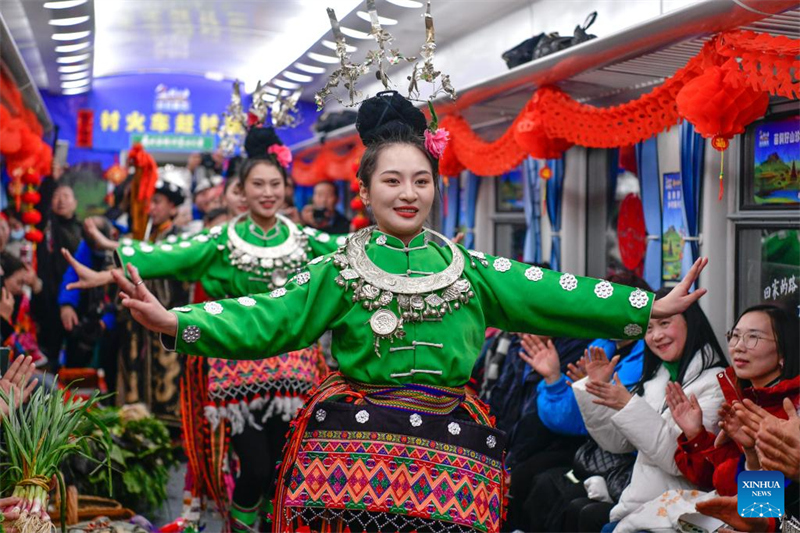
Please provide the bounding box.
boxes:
[1,253,46,367]
[571,287,727,533]
[617,304,799,531]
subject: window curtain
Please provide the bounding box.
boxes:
[635,138,662,290]
[443,175,460,239]
[545,157,565,271]
[458,172,480,249]
[522,158,542,264]
[680,121,705,281]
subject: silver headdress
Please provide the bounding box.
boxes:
[315,0,456,110]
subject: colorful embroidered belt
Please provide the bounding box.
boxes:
[274,372,506,533]
[348,378,466,416]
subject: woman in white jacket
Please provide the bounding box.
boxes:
[571,287,728,532]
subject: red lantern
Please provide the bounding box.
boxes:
[21,172,42,186]
[350,197,365,212]
[21,191,41,205]
[21,210,42,226]
[349,179,360,193]
[351,214,370,230]
[676,65,769,200]
[24,228,43,243]
[617,193,647,273]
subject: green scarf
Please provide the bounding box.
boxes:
[663,360,682,382]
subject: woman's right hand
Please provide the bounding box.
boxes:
[665,381,703,440]
[62,248,117,289]
[0,287,14,322]
[112,264,178,337]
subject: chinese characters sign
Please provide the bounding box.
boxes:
[86,73,242,152]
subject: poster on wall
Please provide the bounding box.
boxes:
[749,114,800,207]
[661,172,689,282]
[496,166,525,212]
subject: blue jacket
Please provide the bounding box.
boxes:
[536,339,645,436]
[58,241,117,331]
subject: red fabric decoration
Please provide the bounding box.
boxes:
[21,210,42,226]
[675,66,769,142]
[351,214,370,230]
[24,229,43,243]
[617,193,647,272]
[350,197,364,211]
[514,97,573,160]
[438,140,465,178]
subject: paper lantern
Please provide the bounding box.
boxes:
[21,191,41,205]
[676,65,769,200]
[21,210,42,226]
[617,193,647,272]
[351,214,370,230]
[21,172,42,186]
[350,197,364,211]
[24,228,43,243]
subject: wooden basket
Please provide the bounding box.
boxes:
[50,486,135,525]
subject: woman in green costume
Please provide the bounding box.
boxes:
[64,126,341,531]
[111,91,708,533]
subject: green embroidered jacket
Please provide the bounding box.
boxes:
[167,230,653,387]
[115,219,343,299]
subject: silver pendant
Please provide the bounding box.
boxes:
[370,309,399,337]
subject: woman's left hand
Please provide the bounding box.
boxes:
[585,372,632,410]
[651,257,708,319]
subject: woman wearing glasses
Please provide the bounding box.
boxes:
[671,304,799,495]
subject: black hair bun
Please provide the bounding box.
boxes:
[356,91,427,146]
[244,126,283,159]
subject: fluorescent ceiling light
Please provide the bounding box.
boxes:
[272,79,301,90]
[55,42,91,53]
[294,63,326,74]
[44,0,87,9]
[49,16,91,26]
[60,71,90,81]
[263,94,277,102]
[58,63,90,73]
[307,52,340,64]
[283,71,313,83]
[52,30,91,41]
[263,86,280,95]
[356,11,398,25]
[386,0,424,7]
[62,86,91,95]
[321,40,357,53]
[340,26,372,40]
[204,71,225,81]
[56,53,90,64]
[61,78,91,89]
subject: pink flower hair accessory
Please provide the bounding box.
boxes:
[268,144,292,168]
[424,128,449,159]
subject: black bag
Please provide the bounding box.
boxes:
[572,438,636,503]
[501,33,545,69]
[532,12,597,60]
[573,438,631,478]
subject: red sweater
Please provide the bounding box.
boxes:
[674,369,800,496]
